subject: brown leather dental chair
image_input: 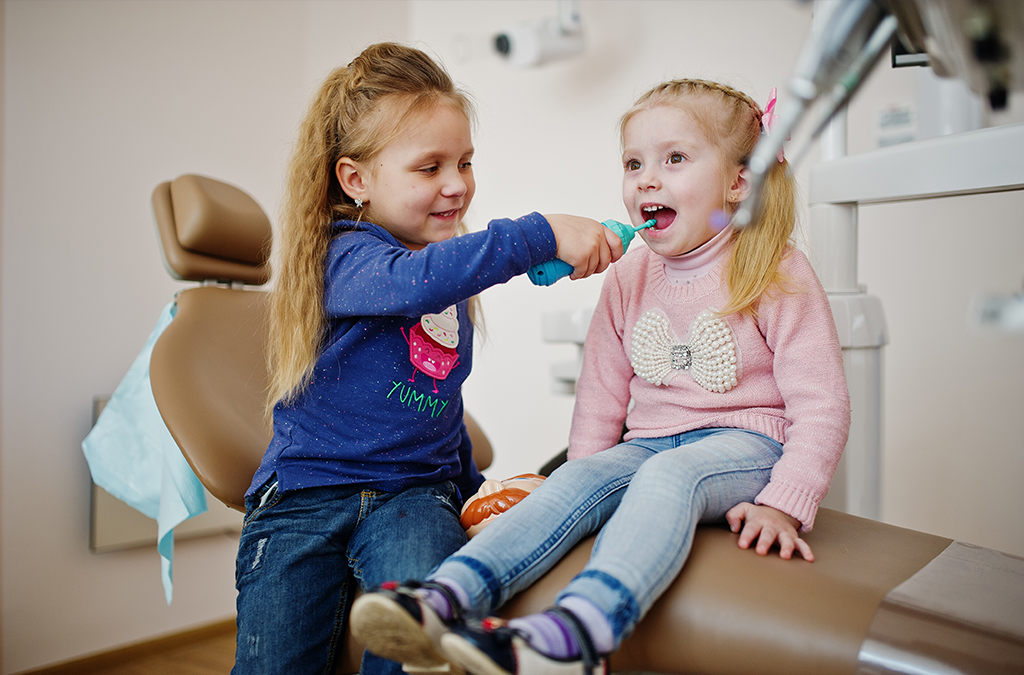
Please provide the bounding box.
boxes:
[149,174,273,511]
[148,175,1023,675]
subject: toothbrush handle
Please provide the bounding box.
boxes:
[526,219,646,286]
[527,258,575,286]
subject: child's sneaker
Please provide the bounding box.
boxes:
[351,581,466,672]
[439,610,608,675]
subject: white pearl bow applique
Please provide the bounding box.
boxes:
[630,309,740,392]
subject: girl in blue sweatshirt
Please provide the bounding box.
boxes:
[232,42,620,675]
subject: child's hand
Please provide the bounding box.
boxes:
[725,502,814,562]
[544,215,624,280]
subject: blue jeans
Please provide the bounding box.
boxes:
[233,478,468,675]
[429,429,783,646]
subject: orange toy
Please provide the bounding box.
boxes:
[460,474,546,538]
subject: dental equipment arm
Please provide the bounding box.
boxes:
[734,0,1024,231]
[734,0,896,229]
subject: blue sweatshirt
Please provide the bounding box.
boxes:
[248,212,557,502]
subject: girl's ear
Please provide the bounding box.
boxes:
[335,158,367,204]
[728,167,752,204]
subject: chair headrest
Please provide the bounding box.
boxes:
[152,174,272,286]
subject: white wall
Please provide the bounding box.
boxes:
[2,1,1022,672]
[859,193,1024,552]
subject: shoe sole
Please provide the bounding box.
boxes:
[440,632,513,675]
[350,593,451,669]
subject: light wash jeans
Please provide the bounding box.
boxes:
[429,428,783,646]
[233,478,467,675]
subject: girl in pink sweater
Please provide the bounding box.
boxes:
[351,79,851,675]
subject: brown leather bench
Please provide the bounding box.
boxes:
[149,174,1024,675]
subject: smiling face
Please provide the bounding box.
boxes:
[621,104,745,258]
[349,102,476,250]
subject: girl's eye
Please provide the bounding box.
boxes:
[420,165,439,174]
[626,159,641,171]
[669,153,685,164]
[460,161,473,170]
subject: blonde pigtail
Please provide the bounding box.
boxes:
[719,158,796,318]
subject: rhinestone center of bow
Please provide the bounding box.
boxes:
[671,344,692,370]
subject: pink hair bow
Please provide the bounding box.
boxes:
[761,87,785,163]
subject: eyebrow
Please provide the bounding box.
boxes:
[415,144,475,161]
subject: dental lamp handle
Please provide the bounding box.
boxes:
[732,0,891,231]
[527,219,656,286]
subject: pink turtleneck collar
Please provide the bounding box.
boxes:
[661,225,733,285]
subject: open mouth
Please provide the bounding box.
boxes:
[642,204,676,230]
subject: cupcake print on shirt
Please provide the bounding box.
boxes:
[402,305,461,393]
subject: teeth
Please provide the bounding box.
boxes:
[643,205,665,213]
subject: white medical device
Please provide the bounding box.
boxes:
[492,0,584,68]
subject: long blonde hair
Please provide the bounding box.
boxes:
[620,79,796,317]
[269,43,477,409]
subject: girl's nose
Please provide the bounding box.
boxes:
[441,169,468,198]
[637,167,659,191]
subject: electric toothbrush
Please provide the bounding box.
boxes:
[527,218,657,286]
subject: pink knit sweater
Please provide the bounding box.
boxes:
[568,244,851,531]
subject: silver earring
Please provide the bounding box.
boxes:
[354,198,363,209]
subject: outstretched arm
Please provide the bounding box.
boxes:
[725,502,814,562]
[544,214,623,279]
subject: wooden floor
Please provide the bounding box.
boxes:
[29,621,237,675]
[88,631,236,675]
